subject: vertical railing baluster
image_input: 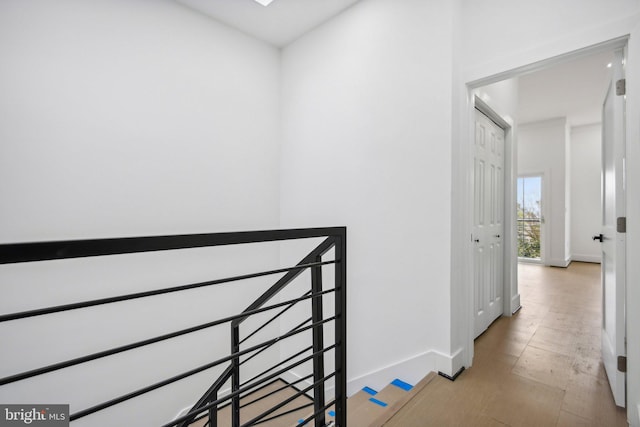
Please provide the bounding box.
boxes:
[334,231,347,427]
[311,254,326,426]
[231,326,241,427]
[208,390,218,427]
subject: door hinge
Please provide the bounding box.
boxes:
[618,355,627,373]
[616,79,626,96]
[617,217,627,233]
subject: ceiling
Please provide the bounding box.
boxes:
[517,50,614,126]
[177,0,612,126]
[177,0,363,47]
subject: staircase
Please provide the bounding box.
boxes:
[0,228,348,427]
[294,372,437,427]
[187,379,314,427]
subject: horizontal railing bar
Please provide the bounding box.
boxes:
[185,375,301,425]
[239,290,312,346]
[253,402,314,426]
[183,238,335,426]
[0,227,347,264]
[296,399,337,427]
[162,344,337,427]
[240,373,314,409]
[241,344,313,386]
[70,321,337,422]
[240,373,335,427]
[0,261,336,323]
[233,237,336,327]
[240,318,312,368]
[0,290,336,387]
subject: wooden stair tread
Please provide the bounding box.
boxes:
[347,372,436,427]
[189,380,313,427]
[292,372,437,427]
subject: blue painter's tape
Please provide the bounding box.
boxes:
[328,410,336,417]
[391,378,414,391]
[369,397,388,407]
[362,386,378,395]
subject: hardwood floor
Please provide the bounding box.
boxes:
[385,262,628,427]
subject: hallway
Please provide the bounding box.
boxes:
[385,262,627,426]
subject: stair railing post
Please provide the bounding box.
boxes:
[208,391,218,427]
[231,325,241,427]
[334,230,347,427]
[311,254,326,427]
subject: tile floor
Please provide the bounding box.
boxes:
[385,262,628,427]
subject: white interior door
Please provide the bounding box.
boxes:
[599,48,626,407]
[473,108,505,338]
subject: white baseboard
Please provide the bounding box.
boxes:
[548,257,571,267]
[283,350,452,398]
[173,386,231,422]
[174,405,192,422]
[571,254,601,263]
[510,293,521,315]
[280,370,318,397]
[345,349,461,396]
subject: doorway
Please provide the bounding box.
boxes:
[517,174,543,263]
[465,40,628,409]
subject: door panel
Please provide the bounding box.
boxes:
[474,109,505,338]
[600,48,626,407]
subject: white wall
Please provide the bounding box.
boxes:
[280,0,456,392]
[460,0,640,83]
[0,0,282,425]
[457,2,640,424]
[0,0,281,242]
[570,124,602,263]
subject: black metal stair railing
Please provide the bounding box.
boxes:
[0,227,347,427]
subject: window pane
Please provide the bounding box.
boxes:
[517,176,541,259]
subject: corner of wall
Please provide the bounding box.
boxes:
[435,347,466,377]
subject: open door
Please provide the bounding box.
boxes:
[597,48,626,407]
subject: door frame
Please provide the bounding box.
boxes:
[456,36,630,369]
[473,97,517,329]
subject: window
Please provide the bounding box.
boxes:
[517,176,542,259]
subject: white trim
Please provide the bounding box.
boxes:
[280,369,320,397]
[172,386,232,422]
[341,350,457,396]
[518,257,543,264]
[572,254,601,263]
[520,117,569,129]
[464,32,631,86]
[173,406,192,423]
[547,257,571,268]
[511,294,521,314]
